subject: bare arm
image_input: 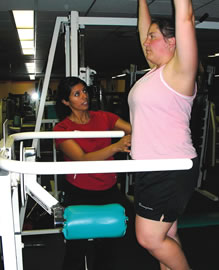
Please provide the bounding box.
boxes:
[113,118,132,135]
[58,118,131,161]
[138,0,153,66]
[169,0,198,93]
[59,135,131,161]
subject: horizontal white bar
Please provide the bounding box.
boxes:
[79,16,219,30]
[10,131,125,141]
[0,157,193,175]
[79,16,137,26]
[79,17,219,29]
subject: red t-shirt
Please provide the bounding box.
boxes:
[53,110,119,191]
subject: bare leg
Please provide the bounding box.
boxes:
[160,221,181,270]
[135,215,190,270]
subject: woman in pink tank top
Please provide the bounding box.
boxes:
[128,1,198,270]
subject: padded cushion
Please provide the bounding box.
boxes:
[62,203,128,240]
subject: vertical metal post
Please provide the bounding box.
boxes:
[12,176,23,269]
[70,11,79,76]
[32,17,68,149]
[79,28,85,68]
[0,171,21,270]
[52,120,58,199]
[65,22,71,77]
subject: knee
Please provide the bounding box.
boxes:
[136,230,158,252]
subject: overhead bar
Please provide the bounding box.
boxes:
[79,16,137,27]
[78,17,219,29]
[78,15,219,30]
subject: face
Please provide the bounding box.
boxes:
[144,23,174,65]
[62,83,89,112]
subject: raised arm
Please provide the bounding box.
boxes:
[171,0,198,87]
[138,0,152,62]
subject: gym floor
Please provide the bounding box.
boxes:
[1,165,219,270]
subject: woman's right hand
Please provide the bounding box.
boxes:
[114,135,131,153]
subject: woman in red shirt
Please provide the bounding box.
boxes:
[54,77,144,270]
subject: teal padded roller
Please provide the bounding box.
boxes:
[62,203,128,240]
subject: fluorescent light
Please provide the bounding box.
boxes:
[12,9,35,59]
[12,10,34,28]
[22,48,35,55]
[13,10,36,79]
[29,75,36,80]
[20,40,34,49]
[17,29,34,40]
[208,53,219,58]
[112,73,127,79]
[25,63,35,73]
[116,74,127,78]
[21,42,34,51]
[25,62,36,80]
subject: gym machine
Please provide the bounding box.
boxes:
[191,64,219,201]
[0,121,193,270]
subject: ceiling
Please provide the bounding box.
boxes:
[0,0,219,81]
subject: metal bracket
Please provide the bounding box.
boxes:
[52,203,65,227]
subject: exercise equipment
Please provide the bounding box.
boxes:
[191,92,219,201]
[63,204,128,240]
[0,127,193,270]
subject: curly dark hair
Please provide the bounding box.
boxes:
[151,18,175,39]
[55,77,87,120]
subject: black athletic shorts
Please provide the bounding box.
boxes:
[134,157,199,222]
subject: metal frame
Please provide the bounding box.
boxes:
[1,131,192,175]
[195,99,219,201]
[0,130,193,270]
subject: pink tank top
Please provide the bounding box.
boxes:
[128,65,197,160]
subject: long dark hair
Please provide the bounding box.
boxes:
[55,77,87,120]
[151,18,175,39]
